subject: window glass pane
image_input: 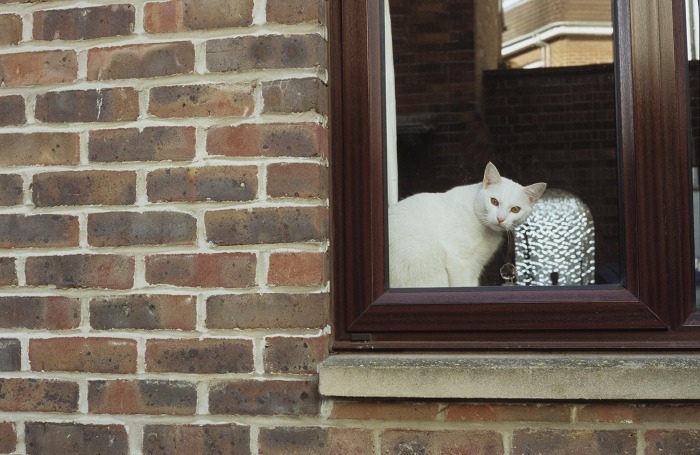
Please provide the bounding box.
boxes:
[687,0,700,310]
[385,0,621,287]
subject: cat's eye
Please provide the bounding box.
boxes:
[511,206,521,213]
[491,198,499,207]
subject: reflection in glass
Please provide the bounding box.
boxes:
[385,0,621,287]
[688,0,700,309]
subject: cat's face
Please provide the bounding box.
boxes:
[475,163,546,232]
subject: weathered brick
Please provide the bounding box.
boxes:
[89,127,196,163]
[0,50,77,86]
[145,253,256,288]
[206,293,329,329]
[89,379,197,415]
[445,403,572,422]
[261,78,327,115]
[207,35,325,73]
[90,295,196,330]
[29,337,137,373]
[206,206,327,245]
[87,42,194,81]
[264,336,327,374]
[143,424,250,455]
[267,162,327,199]
[25,423,128,455]
[0,174,22,206]
[267,0,323,25]
[0,378,78,412]
[207,123,327,158]
[0,214,79,248]
[381,430,504,455]
[0,133,79,167]
[145,0,253,33]
[0,339,20,372]
[209,379,320,416]
[578,403,700,423]
[0,422,16,454]
[147,166,257,202]
[25,254,134,289]
[149,84,255,118]
[35,88,139,123]
[259,427,375,455]
[0,258,16,286]
[268,252,326,286]
[330,401,441,421]
[0,14,22,45]
[33,5,135,41]
[644,430,700,455]
[0,95,25,126]
[0,296,81,329]
[88,211,196,247]
[146,338,254,374]
[512,429,636,455]
[32,170,136,206]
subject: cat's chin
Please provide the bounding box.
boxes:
[486,223,509,233]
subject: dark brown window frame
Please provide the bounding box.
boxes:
[329,0,699,349]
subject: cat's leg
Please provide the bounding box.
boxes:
[446,261,481,287]
[390,254,449,287]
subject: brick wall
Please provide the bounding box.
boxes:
[1,1,700,454]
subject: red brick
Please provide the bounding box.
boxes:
[147,166,257,202]
[0,14,22,45]
[146,338,254,374]
[330,401,441,421]
[261,78,327,115]
[380,430,504,455]
[206,206,327,245]
[259,427,375,455]
[32,170,136,206]
[25,254,134,289]
[644,430,700,455]
[30,337,137,373]
[0,133,79,166]
[25,423,128,455]
[35,88,139,123]
[0,95,25,126]
[267,0,323,25]
[89,379,197,415]
[33,5,135,41]
[446,403,572,422]
[88,211,197,247]
[0,214,79,248]
[207,35,325,73]
[0,174,23,206]
[143,424,250,455]
[512,429,636,455]
[87,42,194,81]
[0,422,16,454]
[209,379,320,416]
[267,162,327,199]
[207,123,327,158]
[0,339,20,371]
[0,378,78,412]
[0,258,16,286]
[89,127,196,163]
[0,50,77,86]
[144,0,253,33]
[149,84,254,118]
[0,296,81,329]
[268,252,326,286]
[145,253,256,288]
[206,293,329,329]
[578,403,700,423]
[264,336,328,374]
[90,295,196,330]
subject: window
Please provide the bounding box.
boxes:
[329,0,698,348]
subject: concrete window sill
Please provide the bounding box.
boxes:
[319,353,700,400]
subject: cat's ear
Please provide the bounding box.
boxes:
[483,162,502,187]
[524,182,547,203]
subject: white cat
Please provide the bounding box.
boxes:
[388,162,546,287]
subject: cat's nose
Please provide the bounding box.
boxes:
[497,216,505,224]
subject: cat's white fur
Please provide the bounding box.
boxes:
[388,162,546,287]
